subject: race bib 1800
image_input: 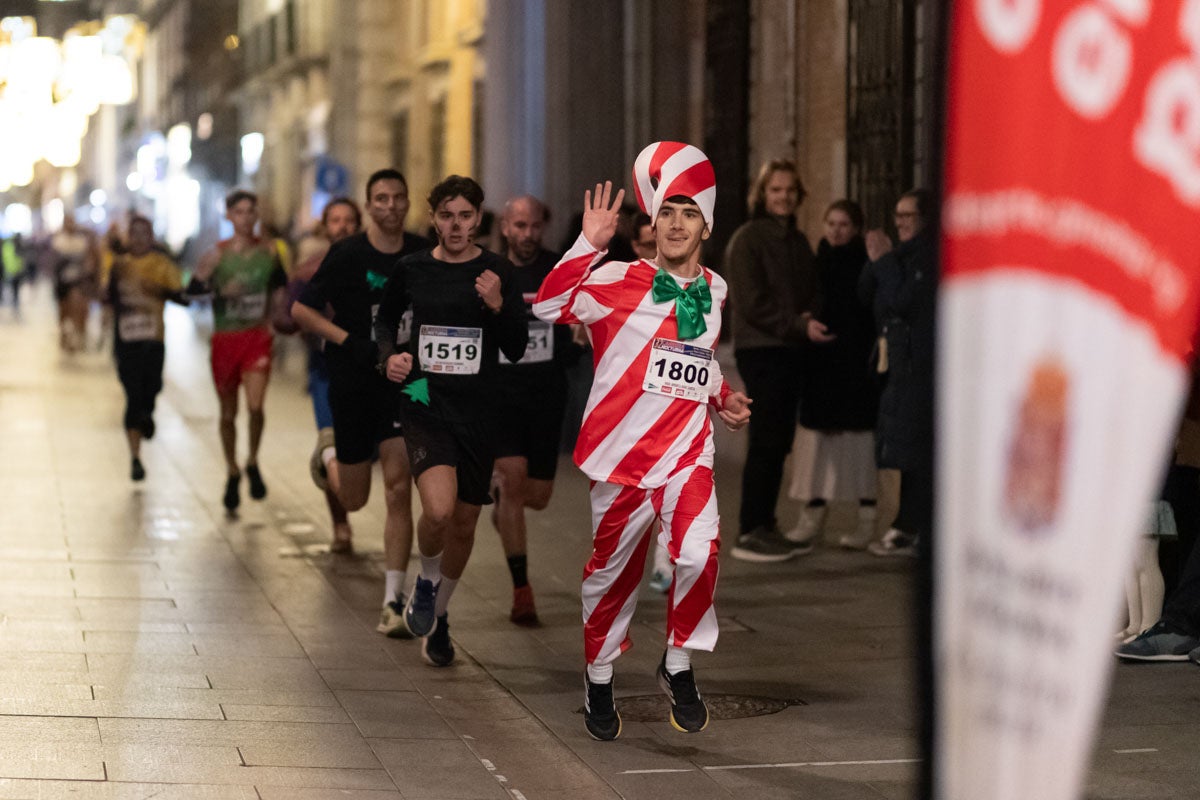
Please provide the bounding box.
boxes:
[643,338,713,403]
[419,325,482,374]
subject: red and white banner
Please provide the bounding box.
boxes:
[940,2,1200,798]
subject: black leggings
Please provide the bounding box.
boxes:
[116,340,165,432]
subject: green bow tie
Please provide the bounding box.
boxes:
[651,268,711,340]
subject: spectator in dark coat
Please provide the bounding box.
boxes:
[785,199,881,549]
[860,189,937,556]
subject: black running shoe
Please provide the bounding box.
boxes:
[404,576,438,637]
[422,613,455,667]
[223,473,241,511]
[245,464,267,500]
[130,458,145,482]
[657,653,709,733]
[139,415,156,440]
[584,676,622,741]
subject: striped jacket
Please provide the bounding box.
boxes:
[533,234,733,489]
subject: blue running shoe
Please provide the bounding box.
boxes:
[404,577,438,637]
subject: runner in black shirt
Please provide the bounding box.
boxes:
[490,195,582,626]
[375,175,527,667]
[292,168,431,637]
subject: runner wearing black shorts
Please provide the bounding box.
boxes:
[292,169,431,636]
[375,175,527,666]
[490,195,581,625]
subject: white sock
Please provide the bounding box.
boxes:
[433,576,458,617]
[419,551,442,583]
[665,645,691,675]
[321,447,336,467]
[587,662,614,683]
[384,570,405,607]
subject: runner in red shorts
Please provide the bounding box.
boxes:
[189,190,286,511]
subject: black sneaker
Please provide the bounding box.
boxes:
[245,464,267,500]
[422,613,455,667]
[130,458,145,482]
[584,675,622,741]
[138,414,156,440]
[730,528,795,563]
[223,473,240,511]
[657,653,709,733]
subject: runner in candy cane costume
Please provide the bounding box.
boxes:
[533,142,752,740]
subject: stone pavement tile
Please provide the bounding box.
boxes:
[240,738,383,769]
[366,739,509,799]
[704,767,896,799]
[0,580,76,598]
[0,669,95,688]
[334,690,459,740]
[319,668,416,692]
[0,630,84,654]
[804,732,919,763]
[0,697,224,720]
[0,652,88,670]
[1084,771,1200,799]
[865,781,918,800]
[220,704,352,724]
[98,719,367,747]
[74,597,181,622]
[0,683,94,702]
[0,595,80,622]
[301,643,400,671]
[256,790,402,800]
[0,716,99,743]
[0,741,105,780]
[0,562,71,580]
[93,686,340,708]
[191,633,307,658]
[605,769,732,800]
[0,780,259,799]
[88,671,213,690]
[11,619,191,634]
[107,762,396,790]
[447,717,619,798]
[102,743,242,771]
[183,621,293,636]
[82,631,200,655]
[424,692,539,723]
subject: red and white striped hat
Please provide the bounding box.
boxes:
[632,141,716,231]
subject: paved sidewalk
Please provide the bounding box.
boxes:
[0,287,1195,799]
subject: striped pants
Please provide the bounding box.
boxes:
[583,464,721,666]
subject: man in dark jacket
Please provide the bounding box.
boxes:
[726,159,834,562]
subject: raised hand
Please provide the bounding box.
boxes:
[581,181,626,251]
[866,229,893,262]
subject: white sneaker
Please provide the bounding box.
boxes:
[867,528,918,557]
[783,504,827,546]
[839,505,877,550]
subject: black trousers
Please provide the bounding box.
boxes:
[116,340,165,432]
[893,459,934,538]
[735,346,804,535]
